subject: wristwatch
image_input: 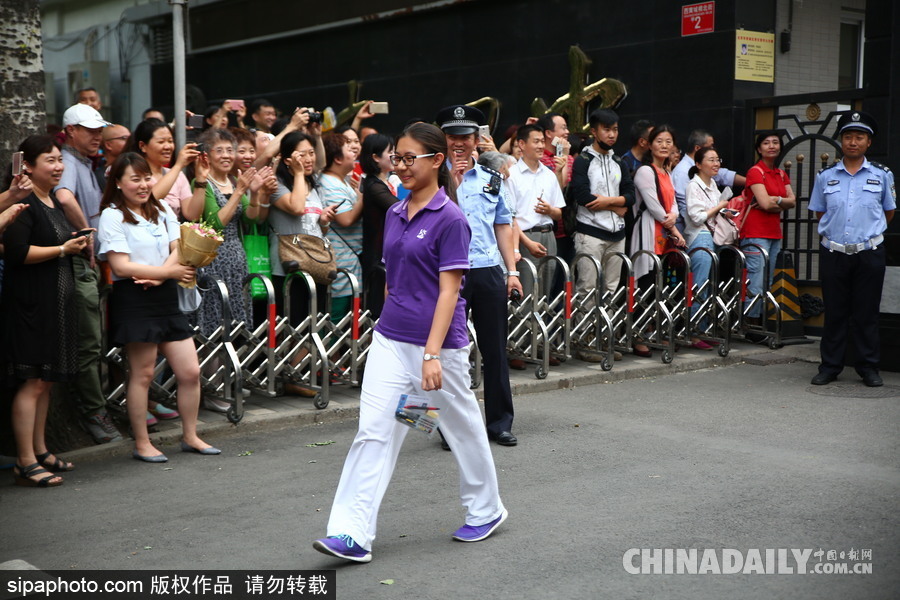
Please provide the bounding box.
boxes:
[775,196,783,206]
[507,270,520,277]
[423,353,441,362]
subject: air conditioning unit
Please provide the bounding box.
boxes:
[67,61,110,116]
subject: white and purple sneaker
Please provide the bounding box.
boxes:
[312,534,372,563]
[451,509,508,542]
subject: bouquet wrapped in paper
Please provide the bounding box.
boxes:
[178,222,224,288]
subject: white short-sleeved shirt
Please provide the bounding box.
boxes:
[97,203,181,281]
[506,158,567,231]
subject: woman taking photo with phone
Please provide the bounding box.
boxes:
[313,123,506,563]
[269,131,336,318]
[2,135,89,486]
[129,118,204,219]
[319,132,364,323]
[97,152,219,462]
[359,133,397,317]
[269,131,337,396]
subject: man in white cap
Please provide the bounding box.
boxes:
[54,103,123,444]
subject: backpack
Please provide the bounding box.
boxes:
[562,187,578,238]
[729,164,789,236]
[562,155,587,238]
[563,152,627,238]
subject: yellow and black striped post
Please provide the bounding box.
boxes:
[768,251,808,341]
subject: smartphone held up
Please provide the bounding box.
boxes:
[225,99,245,112]
[12,151,24,177]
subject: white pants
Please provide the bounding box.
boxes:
[325,331,505,550]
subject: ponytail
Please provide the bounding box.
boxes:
[397,122,456,202]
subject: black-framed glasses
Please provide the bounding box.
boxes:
[389,153,435,167]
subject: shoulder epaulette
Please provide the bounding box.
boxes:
[870,161,892,174]
[478,164,501,178]
[817,162,839,175]
[479,165,502,195]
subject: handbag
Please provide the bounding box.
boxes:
[277,233,337,285]
[177,284,202,314]
[698,183,739,246]
[709,212,740,246]
[241,222,271,299]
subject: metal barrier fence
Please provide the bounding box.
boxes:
[101,246,781,422]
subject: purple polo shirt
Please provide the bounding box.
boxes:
[375,187,472,349]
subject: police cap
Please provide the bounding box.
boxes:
[435,104,485,135]
[837,110,877,137]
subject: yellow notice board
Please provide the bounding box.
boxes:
[735,29,775,83]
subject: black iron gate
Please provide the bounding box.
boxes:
[745,89,864,285]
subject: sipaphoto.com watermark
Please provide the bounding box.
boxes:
[623,548,873,575]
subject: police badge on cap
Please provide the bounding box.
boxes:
[836,110,877,137]
[435,104,485,135]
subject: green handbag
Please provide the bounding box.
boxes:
[241,222,271,300]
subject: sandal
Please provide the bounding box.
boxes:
[36,451,74,472]
[13,462,63,487]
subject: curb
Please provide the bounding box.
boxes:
[61,401,360,465]
[62,341,820,465]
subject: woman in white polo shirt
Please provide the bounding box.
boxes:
[98,152,220,463]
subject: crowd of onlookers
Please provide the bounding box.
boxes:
[0,86,795,485]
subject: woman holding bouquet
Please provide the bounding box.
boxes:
[97,152,220,462]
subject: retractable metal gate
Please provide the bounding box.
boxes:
[101,250,781,418]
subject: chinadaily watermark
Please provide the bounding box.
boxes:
[623,548,873,575]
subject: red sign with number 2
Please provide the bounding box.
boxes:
[682,1,715,37]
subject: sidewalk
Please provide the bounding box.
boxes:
[59,339,823,466]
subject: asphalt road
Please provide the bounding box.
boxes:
[2,361,898,599]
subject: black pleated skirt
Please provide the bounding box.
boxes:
[109,279,194,346]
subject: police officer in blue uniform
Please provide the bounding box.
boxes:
[436,104,523,446]
[808,111,896,387]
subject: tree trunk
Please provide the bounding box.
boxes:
[0,0,46,177]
